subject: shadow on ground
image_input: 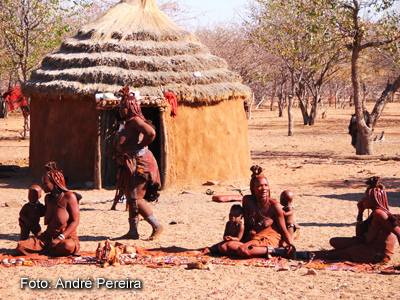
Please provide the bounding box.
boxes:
[251,150,336,162]
[299,222,356,227]
[0,233,20,242]
[0,167,116,192]
[311,177,400,190]
[318,192,400,208]
[0,248,15,255]
[77,235,111,242]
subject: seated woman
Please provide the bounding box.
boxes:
[316,177,400,263]
[219,165,296,258]
[16,168,80,256]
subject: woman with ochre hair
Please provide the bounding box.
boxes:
[315,177,400,263]
[113,86,164,240]
[219,165,296,258]
[16,168,80,256]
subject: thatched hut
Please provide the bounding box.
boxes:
[22,0,251,188]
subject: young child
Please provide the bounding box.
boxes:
[280,190,300,240]
[18,185,45,240]
[207,204,245,254]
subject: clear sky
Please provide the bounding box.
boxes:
[178,0,249,27]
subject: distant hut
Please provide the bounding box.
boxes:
[22,0,251,188]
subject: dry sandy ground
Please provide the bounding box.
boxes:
[1,103,400,299]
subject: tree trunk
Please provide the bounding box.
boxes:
[23,115,28,140]
[296,81,309,125]
[334,84,341,109]
[308,105,315,125]
[278,94,284,117]
[355,131,374,155]
[298,99,309,125]
[21,106,29,140]
[247,92,255,120]
[255,94,266,110]
[353,69,374,155]
[270,85,277,111]
[351,5,374,155]
[288,95,294,135]
[308,95,320,125]
[370,74,400,128]
[288,73,295,136]
[277,82,285,117]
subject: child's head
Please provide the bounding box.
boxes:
[280,190,294,206]
[229,204,243,225]
[28,185,42,203]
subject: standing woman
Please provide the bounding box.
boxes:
[219,165,296,258]
[16,168,80,256]
[114,86,164,240]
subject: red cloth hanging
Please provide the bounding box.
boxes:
[164,92,178,119]
[2,86,28,112]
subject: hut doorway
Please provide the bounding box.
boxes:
[98,108,120,188]
[141,107,162,184]
[97,106,165,189]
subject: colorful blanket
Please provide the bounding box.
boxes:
[304,259,385,273]
[0,254,287,269]
[1,86,28,112]
[1,247,398,274]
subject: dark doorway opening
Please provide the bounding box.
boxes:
[99,108,120,187]
[99,106,164,188]
[141,107,163,188]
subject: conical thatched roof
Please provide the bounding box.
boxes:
[22,0,251,103]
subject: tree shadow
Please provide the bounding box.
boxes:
[0,165,115,191]
[0,248,15,255]
[311,177,400,190]
[0,167,38,190]
[0,136,24,141]
[299,222,356,227]
[0,233,114,243]
[0,233,20,242]
[141,246,203,254]
[78,235,112,242]
[0,166,116,192]
[317,191,400,209]
[251,150,335,161]
[319,193,362,202]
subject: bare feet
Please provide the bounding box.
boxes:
[202,247,211,254]
[283,244,296,260]
[307,252,316,263]
[148,225,165,241]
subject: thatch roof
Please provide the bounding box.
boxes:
[22,0,251,103]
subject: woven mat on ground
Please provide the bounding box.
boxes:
[0,247,287,268]
[1,247,398,273]
[304,259,392,273]
[379,264,400,274]
[0,247,286,269]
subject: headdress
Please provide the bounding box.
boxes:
[119,86,146,121]
[364,176,390,214]
[46,169,69,193]
[250,165,269,196]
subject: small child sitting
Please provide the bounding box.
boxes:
[280,190,300,240]
[19,185,45,240]
[207,204,245,254]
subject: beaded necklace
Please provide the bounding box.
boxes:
[252,197,270,227]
